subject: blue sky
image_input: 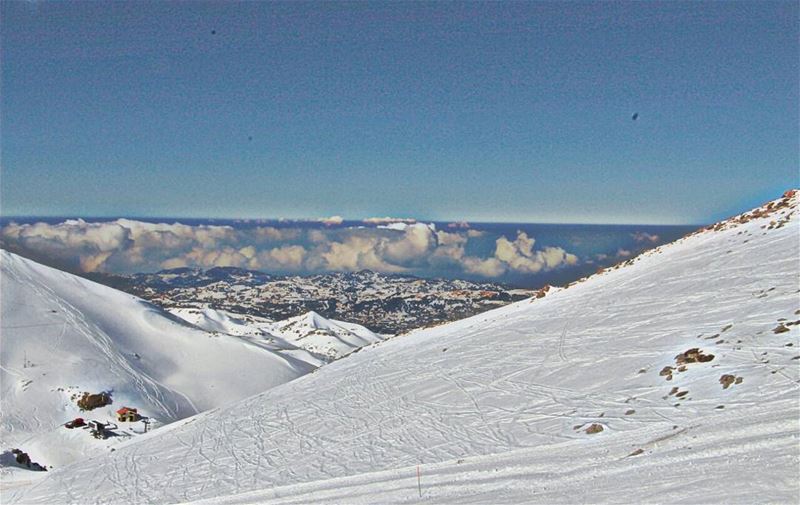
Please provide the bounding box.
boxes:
[2,1,797,224]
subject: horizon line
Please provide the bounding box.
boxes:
[0,214,708,228]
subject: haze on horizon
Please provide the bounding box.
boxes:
[1,1,798,225]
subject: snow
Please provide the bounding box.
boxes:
[4,192,800,504]
[0,251,313,480]
[168,308,384,363]
[266,311,383,362]
[169,307,273,337]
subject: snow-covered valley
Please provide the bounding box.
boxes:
[0,253,381,485]
[3,191,797,503]
[170,307,383,364]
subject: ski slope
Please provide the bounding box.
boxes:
[6,192,800,504]
[0,251,314,478]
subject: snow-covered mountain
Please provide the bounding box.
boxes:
[96,268,532,334]
[168,307,272,337]
[169,307,382,362]
[8,191,798,504]
[265,311,382,362]
[0,251,387,484]
[0,252,319,479]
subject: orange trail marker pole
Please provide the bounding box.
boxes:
[417,465,422,498]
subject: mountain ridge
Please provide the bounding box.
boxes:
[94,268,529,334]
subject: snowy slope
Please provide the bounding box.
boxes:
[266,311,383,362]
[169,308,383,363]
[7,192,800,504]
[0,251,313,476]
[168,307,270,337]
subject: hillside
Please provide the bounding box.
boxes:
[0,251,317,479]
[5,191,800,504]
[169,308,382,363]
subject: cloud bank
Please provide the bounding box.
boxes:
[462,232,578,277]
[1,219,580,279]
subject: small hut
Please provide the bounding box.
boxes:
[88,420,109,439]
[116,407,139,422]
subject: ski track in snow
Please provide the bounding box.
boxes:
[4,194,800,504]
[0,247,317,485]
[5,257,191,419]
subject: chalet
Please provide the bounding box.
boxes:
[116,407,139,422]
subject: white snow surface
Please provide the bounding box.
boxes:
[168,307,267,337]
[5,193,800,504]
[266,311,383,362]
[0,251,313,478]
[169,308,383,363]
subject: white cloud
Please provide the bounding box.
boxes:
[253,226,299,242]
[160,256,189,270]
[1,220,580,279]
[253,245,307,270]
[307,229,328,243]
[377,222,410,231]
[80,251,114,272]
[317,236,407,273]
[631,231,660,243]
[463,256,507,277]
[362,216,417,225]
[319,216,344,227]
[436,230,468,247]
[239,246,256,259]
[458,231,578,278]
[382,224,436,264]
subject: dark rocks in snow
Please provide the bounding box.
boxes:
[675,348,714,365]
[773,323,790,334]
[77,392,112,411]
[585,424,604,435]
[3,449,47,471]
[719,374,743,389]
